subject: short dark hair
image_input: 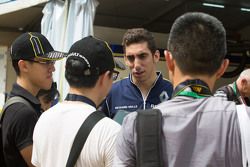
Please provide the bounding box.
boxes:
[122,28,157,54]
[168,12,227,76]
[12,60,20,76]
[65,58,101,88]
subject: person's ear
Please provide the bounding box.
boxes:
[99,71,111,86]
[164,50,174,73]
[153,50,160,63]
[18,60,29,73]
[216,59,229,79]
[240,78,248,92]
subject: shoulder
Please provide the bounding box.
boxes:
[4,101,38,121]
[160,77,172,86]
[96,117,121,132]
[110,77,131,93]
[155,73,172,88]
[89,117,121,142]
[156,72,171,83]
[113,77,129,86]
[154,76,173,96]
[162,77,171,83]
[160,79,173,92]
[156,96,237,115]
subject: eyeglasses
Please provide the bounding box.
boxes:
[25,59,55,65]
[112,70,119,81]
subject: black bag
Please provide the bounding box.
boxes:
[0,96,32,167]
[136,109,164,167]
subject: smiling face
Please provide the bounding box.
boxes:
[124,42,159,85]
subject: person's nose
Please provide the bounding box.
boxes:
[134,57,141,69]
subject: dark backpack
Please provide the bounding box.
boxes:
[113,109,164,166]
[136,109,164,167]
[0,96,32,167]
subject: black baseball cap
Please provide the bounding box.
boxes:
[10,32,66,61]
[66,36,116,76]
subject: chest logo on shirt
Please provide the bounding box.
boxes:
[159,91,169,102]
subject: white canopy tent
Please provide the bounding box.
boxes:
[41,0,99,99]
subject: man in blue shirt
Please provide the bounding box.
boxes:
[101,28,173,118]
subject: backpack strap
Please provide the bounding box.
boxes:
[136,109,164,167]
[66,111,105,167]
[0,96,33,123]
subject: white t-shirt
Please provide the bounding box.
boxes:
[32,101,121,167]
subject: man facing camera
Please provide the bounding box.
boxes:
[101,28,173,118]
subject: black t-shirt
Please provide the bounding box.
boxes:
[2,83,41,167]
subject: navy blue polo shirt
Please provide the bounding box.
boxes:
[101,72,173,118]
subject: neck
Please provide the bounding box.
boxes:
[69,87,100,107]
[173,72,216,92]
[16,77,39,96]
[133,72,158,92]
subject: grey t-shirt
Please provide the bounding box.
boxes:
[113,96,246,167]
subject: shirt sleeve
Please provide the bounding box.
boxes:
[112,112,137,167]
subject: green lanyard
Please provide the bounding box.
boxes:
[232,82,238,95]
[173,80,212,99]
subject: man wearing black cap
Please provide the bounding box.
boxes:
[1,32,65,167]
[31,36,121,167]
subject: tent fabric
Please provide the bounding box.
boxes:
[41,0,99,99]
